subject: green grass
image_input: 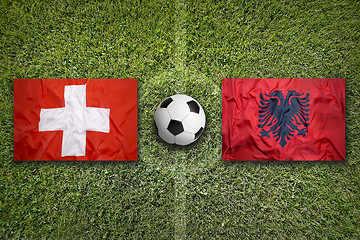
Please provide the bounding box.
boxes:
[1,0,360,239]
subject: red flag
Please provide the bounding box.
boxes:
[222,78,345,161]
[14,79,137,161]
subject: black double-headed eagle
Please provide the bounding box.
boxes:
[258,90,310,147]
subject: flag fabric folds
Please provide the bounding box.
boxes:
[14,79,137,161]
[222,78,345,161]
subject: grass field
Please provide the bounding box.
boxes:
[1,0,360,239]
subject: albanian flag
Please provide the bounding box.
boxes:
[222,78,345,161]
[14,79,137,161]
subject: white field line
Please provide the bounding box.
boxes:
[173,0,188,239]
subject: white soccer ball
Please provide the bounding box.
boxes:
[154,94,206,146]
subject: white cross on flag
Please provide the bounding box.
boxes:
[14,79,137,161]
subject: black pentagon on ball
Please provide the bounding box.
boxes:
[195,127,204,140]
[187,100,200,114]
[167,120,184,135]
[160,97,173,108]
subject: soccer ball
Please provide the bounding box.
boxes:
[154,94,206,146]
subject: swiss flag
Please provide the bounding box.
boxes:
[14,79,137,161]
[222,78,345,161]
